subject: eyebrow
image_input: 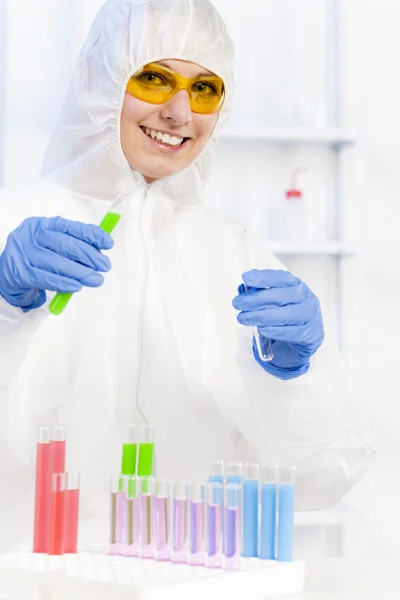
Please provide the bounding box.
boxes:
[157,61,213,78]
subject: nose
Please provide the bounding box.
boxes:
[160,89,192,126]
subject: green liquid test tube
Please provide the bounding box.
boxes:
[120,425,137,494]
[137,425,155,477]
[48,211,121,316]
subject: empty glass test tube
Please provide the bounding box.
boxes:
[122,475,139,557]
[109,474,125,555]
[277,466,296,562]
[242,463,259,558]
[172,482,188,563]
[205,482,223,568]
[188,483,205,565]
[223,483,242,570]
[233,229,274,362]
[139,476,156,558]
[63,472,80,553]
[154,478,172,561]
[207,460,224,485]
[259,465,278,560]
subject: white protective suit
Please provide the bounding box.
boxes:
[0,0,375,551]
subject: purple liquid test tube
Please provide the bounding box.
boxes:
[138,476,156,558]
[172,482,188,563]
[154,478,172,561]
[188,483,205,565]
[122,475,139,557]
[109,474,125,555]
[205,482,223,568]
[223,483,242,570]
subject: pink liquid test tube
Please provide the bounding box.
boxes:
[109,474,125,555]
[138,476,156,558]
[154,478,172,561]
[188,483,205,566]
[49,473,66,555]
[223,483,242,570]
[122,475,140,557]
[63,472,80,553]
[50,426,66,475]
[205,482,223,568]
[171,482,188,563]
[33,427,51,553]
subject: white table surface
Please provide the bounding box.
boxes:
[283,558,400,599]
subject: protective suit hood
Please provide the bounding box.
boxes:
[41,0,234,204]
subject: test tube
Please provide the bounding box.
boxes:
[122,475,140,556]
[154,478,172,561]
[233,229,274,362]
[49,473,66,555]
[121,425,137,479]
[223,483,242,570]
[259,465,278,560]
[109,474,125,555]
[137,425,154,477]
[225,461,242,485]
[49,196,123,315]
[138,476,156,558]
[277,467,296,562]
[205,482,223,568]
[63,472,80,553]
[242,463,259,558]
[33,427,52,553]
[171,482,188,564]
[188,483,205,565]
[50,426,66,476]
[207,460,224,484]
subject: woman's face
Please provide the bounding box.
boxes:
[120,59,219,183]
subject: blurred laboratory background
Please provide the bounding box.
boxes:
[0,0,398,559]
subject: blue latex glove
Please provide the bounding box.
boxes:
[0,216,114,312]
[232,269,324,380]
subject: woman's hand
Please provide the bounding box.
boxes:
[232,269,324,380]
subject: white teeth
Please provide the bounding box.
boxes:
[142,127,184,147]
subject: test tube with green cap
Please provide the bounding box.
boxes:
[49,198,123,316]
[119,425,137,493]
[137,425,155,477]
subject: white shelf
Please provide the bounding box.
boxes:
[219,128,356,147]
[268,241,356,257]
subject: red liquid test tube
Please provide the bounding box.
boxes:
[50,426,66,474]
[33,428,51,553]
[49,473,66,555]
[64,472,80,553]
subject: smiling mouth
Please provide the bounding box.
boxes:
[139,126,190,148]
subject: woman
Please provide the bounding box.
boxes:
[0,0,374,549]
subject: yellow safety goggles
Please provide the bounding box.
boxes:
[126,62,225,115]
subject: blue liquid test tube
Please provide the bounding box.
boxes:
[242,463,259,558]
[259,465,278,560]
[205,482,223,568]
[208,460,224,485]
[277,466,296,562]
[224,461,242,485]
